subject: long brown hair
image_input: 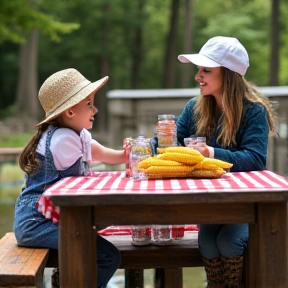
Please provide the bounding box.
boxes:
[194,67,276,147]
[19,119,61,174]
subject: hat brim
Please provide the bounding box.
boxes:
[37,76,109,126]
[178,54,221,68]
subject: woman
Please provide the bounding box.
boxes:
[177,36,276,287]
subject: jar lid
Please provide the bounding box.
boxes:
[158,114,175,120]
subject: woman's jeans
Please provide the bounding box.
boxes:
[198,224,248,259]
[14,194,121,288]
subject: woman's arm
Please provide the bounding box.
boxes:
[91,139,126,164]
[214,104,269,172]
[176,98,197,146]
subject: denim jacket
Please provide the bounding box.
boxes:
[176,97,269,172]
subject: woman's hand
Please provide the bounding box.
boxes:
[191,144,210,157]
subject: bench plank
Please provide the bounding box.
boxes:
[105,231,202,269]
[0,233,49,288]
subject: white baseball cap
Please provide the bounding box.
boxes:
[178,36,249,75]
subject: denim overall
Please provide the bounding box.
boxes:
[14,126,121,288]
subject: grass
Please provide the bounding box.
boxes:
[0,132,34,147]
[0,163,23,238]
[0,163,24,204]
[110,268,206,287]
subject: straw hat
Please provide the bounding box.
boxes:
[37,68,108,126]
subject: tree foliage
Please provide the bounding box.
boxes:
[0,0,287,123]
[0,0,79,44]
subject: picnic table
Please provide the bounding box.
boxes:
[44,170,288,288]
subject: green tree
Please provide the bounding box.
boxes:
[0,0,79,122]
[1,0,288,131]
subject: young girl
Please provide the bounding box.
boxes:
[177,36,276,287]
[14,68,126,288]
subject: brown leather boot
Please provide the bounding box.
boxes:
[202,257,224,288]
[221,255,243,288]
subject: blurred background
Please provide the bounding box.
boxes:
[1,0,287,136]
[0,1,287,286]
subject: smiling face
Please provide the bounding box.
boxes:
[195,66,223,108]
[62,93,98,134]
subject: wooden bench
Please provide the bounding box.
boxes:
[0,232,49,288]
[0,232,202,288]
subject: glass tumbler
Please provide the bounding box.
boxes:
[151,225,171,242]
[184,137,197,148]
[196,137,206,147]
[131,225,151,245]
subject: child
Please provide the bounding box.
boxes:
[177,36,276,287]
[14,68,126,288]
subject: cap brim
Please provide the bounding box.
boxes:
[36,76,109,126]
[178,54,221,68]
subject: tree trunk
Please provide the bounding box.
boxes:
[131,0,144,89]
[95,3,112,139]
[162,0,180,88]
[181,0,194,88]
[15,29,40,123]
[269,0,280,86]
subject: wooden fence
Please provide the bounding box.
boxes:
[107,86,288,175]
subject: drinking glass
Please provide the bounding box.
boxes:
[151,225,171,242]
[184,137,197,148]
[196,137,206,147]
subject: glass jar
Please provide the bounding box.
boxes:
[130,135,152,179]
[171,225,185,240]
[123,137,133,178]
[156,114,177,148]
[131,225,151,246]
[151,225,172,243]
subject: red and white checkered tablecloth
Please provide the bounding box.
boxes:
[37,170,288,224]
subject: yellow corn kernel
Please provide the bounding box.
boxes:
[137,157,182,170]
[145,165,195,179]
[158,152,204,165]
[193,161,220,170]
[156,147,166,154]
[164,146,202,156]
[200,158,233,169]
[188,168,226,178]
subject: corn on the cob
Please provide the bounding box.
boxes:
[145,165,195,179]
[158,152,204,165]
[200,158,233,169]
[156,147,166,154]
[138,157,182,170]
[164,146,202,156]
[193,161,220,170]
[187,168,226,178]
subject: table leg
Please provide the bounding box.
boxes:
[59,206,97,288]
[125,269,144,288]
[155,267,183,288]
[248,202,288,288]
